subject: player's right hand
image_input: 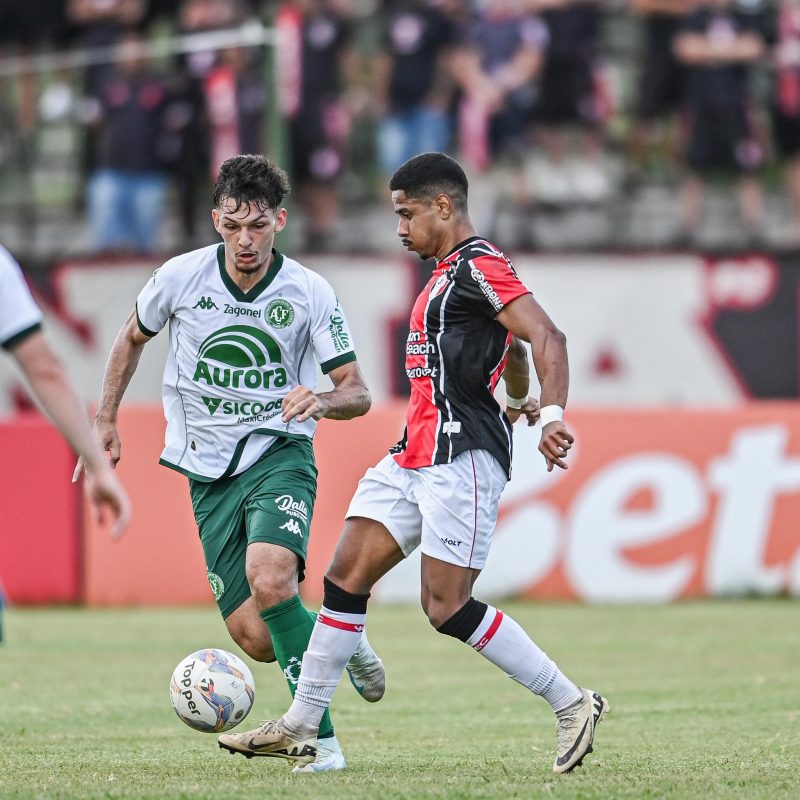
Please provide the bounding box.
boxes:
[539,421,574,472]
[72,420,121,482]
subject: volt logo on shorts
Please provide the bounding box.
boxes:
[274,494,309,524]
[280,519,304,538]
[193,325,287,390]
[441,537,464,547]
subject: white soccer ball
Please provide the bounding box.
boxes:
[170,648,255,733]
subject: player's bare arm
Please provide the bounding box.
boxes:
[73,309,152,479]
[503,335,540,426]
[280,361,371,424]
[11,330,131,535]
[496,294,573,472]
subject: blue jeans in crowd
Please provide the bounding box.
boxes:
[87,168,168,253]
[378,106,451,175]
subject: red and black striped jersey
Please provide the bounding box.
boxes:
[390,236,531,477]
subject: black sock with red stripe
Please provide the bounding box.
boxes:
[437,598,488,642]
[440,599,582,712]
[323,576,370,614]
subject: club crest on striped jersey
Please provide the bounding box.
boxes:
[428,273,449,299]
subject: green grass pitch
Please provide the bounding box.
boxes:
[1,600,798,799]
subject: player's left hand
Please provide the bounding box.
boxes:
[506,396,540,426]
[539,421,574,472]
[83,466,131,539]
[281,385,328,423]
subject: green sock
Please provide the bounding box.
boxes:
[260,595,334,739]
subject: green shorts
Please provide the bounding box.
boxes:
[189,436,317,619]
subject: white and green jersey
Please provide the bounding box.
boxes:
[0,245,43,350]
[135,243,357,481]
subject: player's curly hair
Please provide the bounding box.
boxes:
[213,154,291,212]
[389,152,468,211]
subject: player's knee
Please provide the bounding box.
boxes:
[421,583,472,630]
[422,597,462,631]
[432,597,488,642]
[248,570,296,609]
[324,564,371,598]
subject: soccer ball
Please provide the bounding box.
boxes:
[170,648,255,733]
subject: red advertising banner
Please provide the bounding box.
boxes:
[0,416,80,603]
[74,403,800,606]
[493,404,800,603]
[6,403,798,606]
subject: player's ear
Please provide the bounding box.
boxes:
[274,207,288,233]
[211,208,221,233]
[435,193,452,220]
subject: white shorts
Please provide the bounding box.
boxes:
[346,450,508,570]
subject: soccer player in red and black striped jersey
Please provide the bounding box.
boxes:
[218,153,609,774]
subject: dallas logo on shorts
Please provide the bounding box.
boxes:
[275,494,309,524]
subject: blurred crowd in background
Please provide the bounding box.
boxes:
[2,0,800,255]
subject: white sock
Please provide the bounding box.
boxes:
[466,605,581,712]
[283,606,365,734]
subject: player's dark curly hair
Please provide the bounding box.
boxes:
[389,152,468,211]
[213,154,291,212]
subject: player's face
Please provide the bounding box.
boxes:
[212,199,287,276]
[392,190,445,261]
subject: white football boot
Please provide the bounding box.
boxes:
[553,688,609,774]
[292,735,347,773]
[345,630,385,702]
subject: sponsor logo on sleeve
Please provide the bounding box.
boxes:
[328,306,351,352]
[470,265,503,312]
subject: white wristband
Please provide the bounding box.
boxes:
[505,394,527,410]
[539,404,564,427]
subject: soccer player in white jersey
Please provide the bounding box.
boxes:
[222,153,609,774]
[0,245,129,535]
[75,155,385,772]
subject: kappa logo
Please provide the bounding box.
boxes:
[274,494,309,524]
[193,296,219,310]
[280,519,304,538]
